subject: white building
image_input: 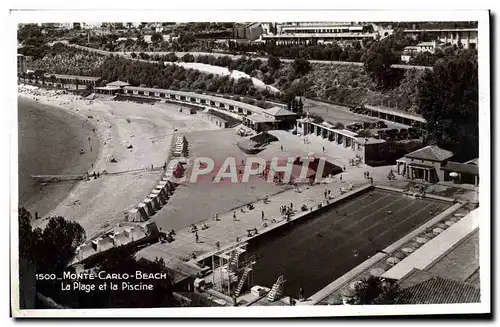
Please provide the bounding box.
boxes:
[400,41,443,63]
[261,22,377,45]
[402,28,478,50]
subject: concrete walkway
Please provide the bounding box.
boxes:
[382,208,479,280]
[137,175,371,264]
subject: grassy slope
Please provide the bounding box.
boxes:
[291,63,424,114]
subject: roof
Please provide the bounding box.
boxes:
[264,107,296,117]
[44,74,101,81]
[95,86,122,91]
[442,161,479,175]
[123,86,265,115]
[417,41,436,46]
[405,145,454,162]
[398,275,480,304]
[245,114,275,123]
[246,22,261,29]
[465,158,479,165]
[364,104,427,124]
[107,80,130,87]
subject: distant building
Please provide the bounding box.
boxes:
[401,41,443,63]
[402,27,478,50]
[442,159,479,186]
[396,145,454,183]
[396,269,480,304]
[261,22,376,45]
[234,23,264,41]
[17,54,29,74]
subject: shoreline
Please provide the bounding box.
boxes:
[18,94,102,217]
[18,84,218,238]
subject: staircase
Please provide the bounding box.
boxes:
[228,250,239,268]
[233,266,251,298]
[267,275,284,302]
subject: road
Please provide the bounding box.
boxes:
[55,41,433,71]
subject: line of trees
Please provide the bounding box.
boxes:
[18,208,177,309]
[416,50,478,161]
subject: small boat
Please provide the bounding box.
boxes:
[79,149,85,155]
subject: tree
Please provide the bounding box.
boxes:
[67,247,177,308]
[292,58,312,76]
[130,52,137,59]
[339,50,350,61]
[417,51,478,161]
[151,32,163,44]
[267,56,281,71]
[347,276,404,305]
[164,52,179,62]
[181,53,195,62]
[362,38,400,88]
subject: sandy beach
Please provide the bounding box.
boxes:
[18,84,219,239]
[18,97,99,217]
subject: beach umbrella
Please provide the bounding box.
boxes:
[433,227,444,235]
[449,172,459,178]
[370,268,386,277]
[445,220,456,226]
[393,252,406,259]
[386,257,400,265]
[326,294,344,305]
[349,280,362,290]
[424,232,436,239]
[402,247,414,254]
[342,287,355,298]
[410,242,421,248]
[437,223,448,229]
[416,237,428,244]
[379,263,391,271]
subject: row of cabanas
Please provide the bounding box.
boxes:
[128,176,176,222]
[74,221,160,263]
[173,135,188,157]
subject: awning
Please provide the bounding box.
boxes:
[407,162,436,170]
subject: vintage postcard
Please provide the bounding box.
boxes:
[10,9,490,318]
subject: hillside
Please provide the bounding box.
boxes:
[296,63,424,114]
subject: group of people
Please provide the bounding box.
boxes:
[324,188,332,199]
[86,171,102,180]
[280,203,295,221]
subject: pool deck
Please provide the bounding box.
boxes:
[136,175,372,272]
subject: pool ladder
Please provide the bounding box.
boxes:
[267,275,285,302]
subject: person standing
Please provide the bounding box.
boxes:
[195,231,199,243]
[299,287,304,301]
[233,211,237,221]
[261,211,265,221]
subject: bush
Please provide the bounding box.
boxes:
[181,53,195,62]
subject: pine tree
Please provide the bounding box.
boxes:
[298,97,304,114]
